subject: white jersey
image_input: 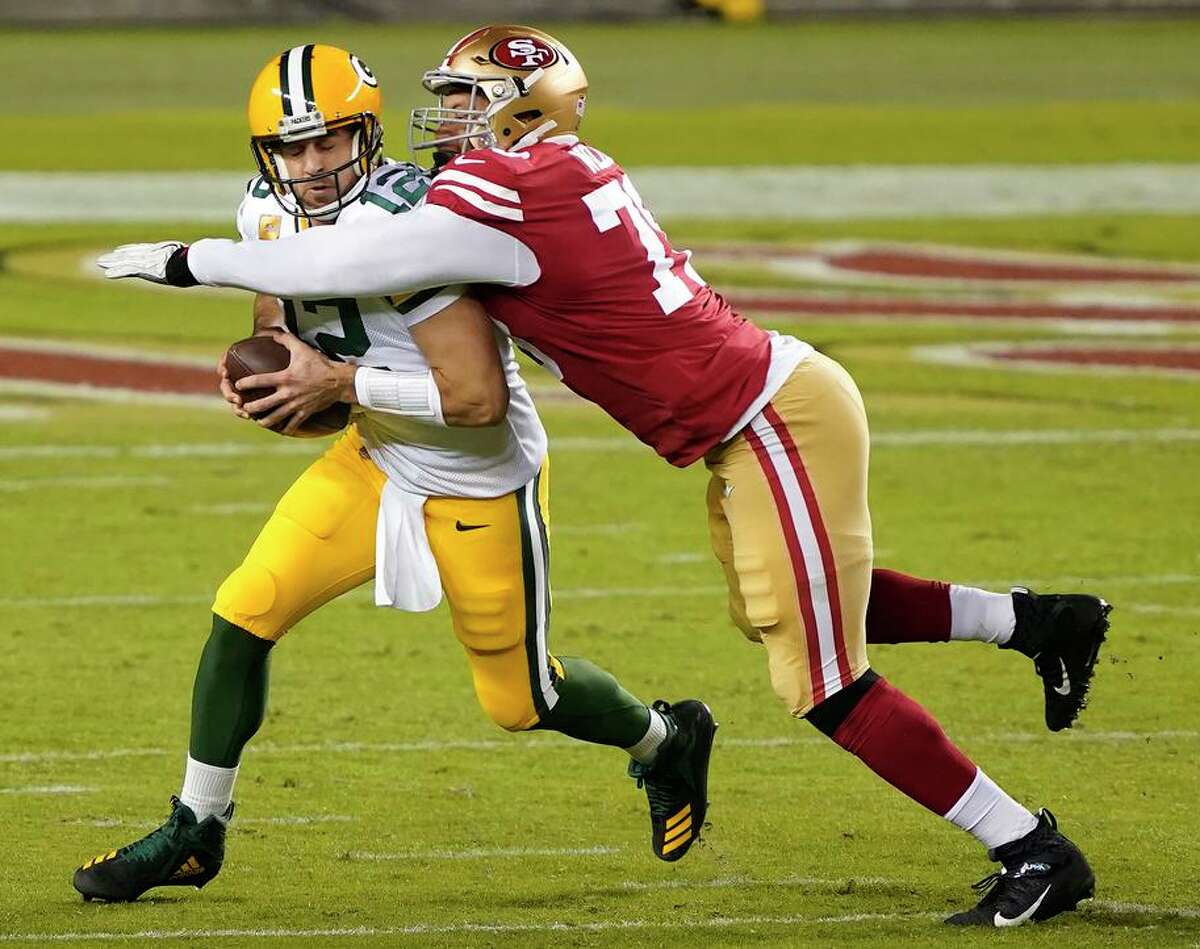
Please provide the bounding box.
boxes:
[235,162,546,498]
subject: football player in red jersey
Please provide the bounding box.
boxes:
[99,25,1108,926]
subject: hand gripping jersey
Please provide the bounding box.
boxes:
[235,161,546,497]
[424,136,811,466]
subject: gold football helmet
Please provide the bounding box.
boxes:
[247,44,384,220]
[409,25,588,161]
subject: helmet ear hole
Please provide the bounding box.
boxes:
[514,109,542,122]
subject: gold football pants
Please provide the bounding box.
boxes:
[212,427,560,731]
[706,352,873,717]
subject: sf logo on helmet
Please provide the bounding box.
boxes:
[489,37,559,70]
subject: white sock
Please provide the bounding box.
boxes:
[624,708,670,764]
[179,755,238,822]
[944,768,1039,852]
[949,585,1015,645]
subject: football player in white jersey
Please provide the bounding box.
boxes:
[73,44,716,904]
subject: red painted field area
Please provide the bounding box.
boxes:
[991,347,1200,372]
[1,243,1196,396]
[0,346,215,395]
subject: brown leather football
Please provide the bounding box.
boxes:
[224,335,351,438]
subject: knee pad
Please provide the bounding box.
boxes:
[213,563,281,638]
[473,672,539,733]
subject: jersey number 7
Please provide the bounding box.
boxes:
[582,174,705,316]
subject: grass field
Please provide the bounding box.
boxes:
[1,14,1199,949]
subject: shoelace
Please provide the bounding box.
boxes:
[121,820,180,865]
[628,760,681,818]
[970,871,1004,896]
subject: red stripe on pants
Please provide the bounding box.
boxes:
[744,421,828,705]
[762,403,853,690]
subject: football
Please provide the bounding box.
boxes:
[224,335,351,437]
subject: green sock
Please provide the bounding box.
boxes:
[538,657,651,748]
[189,615,274,768]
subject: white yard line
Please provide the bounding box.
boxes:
[7,165,1200,222]
[189,501,274,516]
[3,902,1191,942]
[0,572,1194,612]
[4,729,1195,767]
[0,474,169,492]
[0,405,51,422]
[2,427,1197,465]
[1127,603,1200,617]
[67,815,353,828]
[871,427,1200,447]
[347,845,622,861]
[0,785,96,795]
[0,911,944,943]
[1091,900,1200,920]
[0,379,224,409]
[618,874,904,890]
[914,343,1200,382]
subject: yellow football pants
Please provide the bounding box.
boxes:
[706,353,873,717]
[212,427,560,731]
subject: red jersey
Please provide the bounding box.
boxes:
[425,136,772,467]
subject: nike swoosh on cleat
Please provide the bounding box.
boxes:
[994,884,1052,927]
[1053,659,1072,696]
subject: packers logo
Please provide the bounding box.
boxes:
[349,54,378,89]
[489,37,559,71]
[258,215,282,240]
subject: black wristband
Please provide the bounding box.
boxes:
[165,245,199,288]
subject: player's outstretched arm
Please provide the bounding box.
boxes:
[97,206,539,299]
[95,241,196,286]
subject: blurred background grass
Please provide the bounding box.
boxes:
[4,17,1198,169]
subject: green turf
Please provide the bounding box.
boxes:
[5,17,1199,169]
[3,14,1200,945]
[1,211,1199,946]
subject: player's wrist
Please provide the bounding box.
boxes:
[339,364,360,404]
[164,245,199,288]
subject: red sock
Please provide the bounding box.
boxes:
[832,676,976,815]
[866,569,952,644]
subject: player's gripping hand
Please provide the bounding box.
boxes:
[96,242,199,287]
[216,351,252,421]
[236,330,356,437]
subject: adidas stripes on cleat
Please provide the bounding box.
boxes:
[73,796,231,902]
[1005,587,1112,732]
[628,699,717,862]
[946,809,1094,927]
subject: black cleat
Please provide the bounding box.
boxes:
[627,699,717,862]
[1005,587,1112,731]
[73,796,231,902]
[946,809,1094,927]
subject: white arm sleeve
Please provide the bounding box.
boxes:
[187,204,539,298]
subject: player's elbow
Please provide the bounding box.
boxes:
[443,381,509,427]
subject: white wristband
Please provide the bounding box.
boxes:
[353,367,445,425]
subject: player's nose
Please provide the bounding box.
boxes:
[301,146,329,175]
